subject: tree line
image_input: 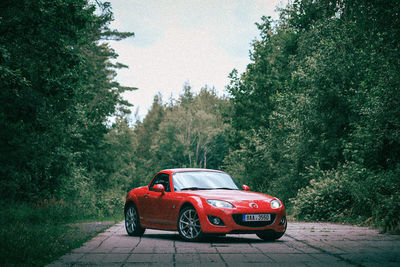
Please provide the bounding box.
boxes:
[223,0,400,231]
[1,0,399,231]
[0,0,135,216]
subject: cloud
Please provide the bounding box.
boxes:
[110,26,248,117]
[107,0,287,119]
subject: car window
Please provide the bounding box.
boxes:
[149,173,171,192]
[172,171,240,191]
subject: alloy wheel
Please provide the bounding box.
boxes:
[125,206,138,234]
[178,208,202,241]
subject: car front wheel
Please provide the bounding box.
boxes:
[125,204,145,236]
[178,206,204,241]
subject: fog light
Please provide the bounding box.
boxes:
[279,216,286,225]
[208,215,225,226]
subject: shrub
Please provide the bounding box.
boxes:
[369,167,400,233]
[94,190,125,218]
[292,162,400,232]
[291,165,353,221]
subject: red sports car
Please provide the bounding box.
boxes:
[124,168,287,241]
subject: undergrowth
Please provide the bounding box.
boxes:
[0,193,124,266]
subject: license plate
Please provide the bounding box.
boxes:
[243,214,271,222]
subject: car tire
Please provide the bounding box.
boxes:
[125,203,145,236]
[177,206,204,242]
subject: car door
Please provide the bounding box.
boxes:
[140,173,176,225]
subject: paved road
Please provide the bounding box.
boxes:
[48,222,400,266]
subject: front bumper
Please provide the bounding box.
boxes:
[197,200,287,234]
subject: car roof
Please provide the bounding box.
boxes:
[160,168,226,174]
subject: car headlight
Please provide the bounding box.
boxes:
[207,199,234,208]
[270,199,282,209]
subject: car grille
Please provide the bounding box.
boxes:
[232,213,276,227]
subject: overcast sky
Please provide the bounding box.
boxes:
[107,0,287,119]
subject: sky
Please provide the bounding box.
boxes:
[107,0,287,120]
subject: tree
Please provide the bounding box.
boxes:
[224,0,400,231]
[0,0,134,201]
[130,85,229,182]
[130,94,165,184]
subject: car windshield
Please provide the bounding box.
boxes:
[172,171,240,191]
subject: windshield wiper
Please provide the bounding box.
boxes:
[181,187,209,191]
[212,187,238,190]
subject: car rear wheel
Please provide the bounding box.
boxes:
[178,206,203,242]
[125,204,145,236]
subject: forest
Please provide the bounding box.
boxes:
[1,1,399,262]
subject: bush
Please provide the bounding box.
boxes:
[291,165,353,221]
[375,191,400,233]
[94,190,125,218]
[292,162,400,232]
[369,167,400,233]
[59,167,125,220]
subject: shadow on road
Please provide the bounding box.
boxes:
[139,232,287,244]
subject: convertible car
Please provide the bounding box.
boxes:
[124,168,286,241]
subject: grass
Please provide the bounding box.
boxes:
[0,201,123,266]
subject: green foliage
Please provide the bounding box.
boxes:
[155,87,228,168]
[375,191,400,233]
[224,0,400,231]
[129,94,166,184]
[291,163,400,232]
[291,165,353,221]
[0,201,117,266]
[0,0,135,203]
[0,2,135,264]
[130,86,230,184]
[364,167,400,233]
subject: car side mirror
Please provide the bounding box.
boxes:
[153,184,165,193]
[242,185,250,191]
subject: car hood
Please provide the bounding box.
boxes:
[182,189,275,202]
